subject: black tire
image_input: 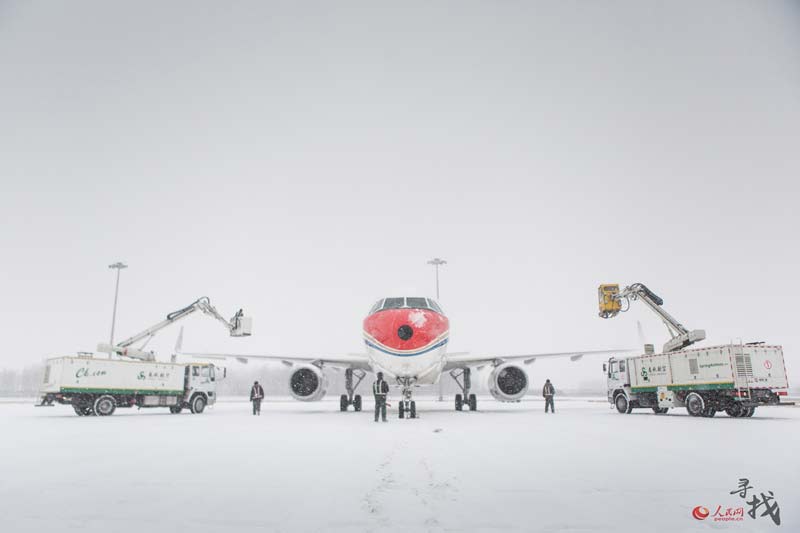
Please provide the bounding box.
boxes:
[468,394,477,411]
[652,407,669,414]
[702,407,716,418]
[685,392,705,417]
[744,406,756,418]
[725,403,743,418]
[190,395,207,414]
[169,406,182,414]
[93,395,116,417]
[410,401,416,419]
[73,401,94,416]
[353,395,362,412]
[340,394,348,412]
[615,394,631,414]
[398,402,405,419]
[455,394,463,411]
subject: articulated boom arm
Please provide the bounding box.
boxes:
[98,297,251,361]
[598,283,705,353]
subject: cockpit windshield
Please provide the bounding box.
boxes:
[368,297,445,315]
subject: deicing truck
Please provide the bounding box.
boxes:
[39,296,251,416]
[40,357,224,416]
[598,283,789,417]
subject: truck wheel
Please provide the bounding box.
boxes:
[685,392,705,417]
[353,395,362,412]
[169,406,182,414]
[93,395,116,416]
[701,407,716,418]
[455,394,463,411]
[73,404,87,416]
[615,394,631,414]
[744,406,756,417]
[652,407,669,414]
[190,395,207,414]
[468,394,477,411]
[340,394,348,412]
[725,404,743,418]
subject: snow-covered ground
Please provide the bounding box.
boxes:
[2,398,797,532]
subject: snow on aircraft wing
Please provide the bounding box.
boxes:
[173,327,371,370]
[181,350,372,371]
[442,349,629,372]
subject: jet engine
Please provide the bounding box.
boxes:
[488,363,529,402]
[289,365,327,401]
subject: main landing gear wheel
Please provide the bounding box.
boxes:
[468,394,477,411]
[451,368,474,412]
[652,407,669,414]
[685,392,705,417]
[398,403,405,419]
[190,395,207,414]
[353,395,362,412]
[93,395,116,417]
[340,394,349,412]
[615,394,632,414]
[409,401,416,419]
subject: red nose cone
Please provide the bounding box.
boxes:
[363,308,449,352]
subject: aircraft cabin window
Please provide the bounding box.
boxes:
[406,297,427,309]
[382,297,405,310]
[427,299,443,314]
[368,299,384,315]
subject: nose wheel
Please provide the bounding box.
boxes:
[339,368,365,412]
[397,377,418,419]
[451,369,477,411]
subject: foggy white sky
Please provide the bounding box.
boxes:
[1,1,799,388]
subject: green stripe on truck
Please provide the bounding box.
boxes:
[60,387,184,395]
[631,382,735,392]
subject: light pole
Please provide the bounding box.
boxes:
[427,257,447,300]
[427,258,447,400]
[108,262,128,358]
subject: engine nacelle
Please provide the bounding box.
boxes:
[289,365,327,402]
[488,363,529,402]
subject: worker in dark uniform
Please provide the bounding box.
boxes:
[543,378,555,413]
[250,380,264,416]
[373,372,389,422]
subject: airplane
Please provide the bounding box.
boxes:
[178,296,623,418]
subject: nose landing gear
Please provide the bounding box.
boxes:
[397,377,418,419]
[339,368,366,412]
[451,368,477,411]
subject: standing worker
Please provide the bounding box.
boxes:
[543,378,555,413]
[373,372,389,422]
[250,380,264,416]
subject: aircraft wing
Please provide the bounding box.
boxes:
[442,348,629,372]
[181,350,372,370]
[173,327,372,370]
